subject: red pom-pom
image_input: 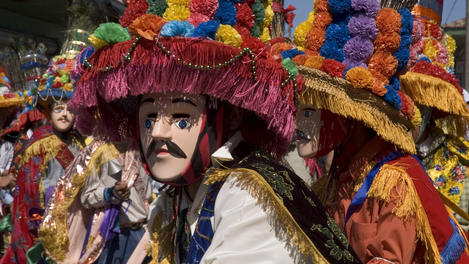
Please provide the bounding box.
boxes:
[398,91,414,120]
[188,13,210,27]
[120,0,148,28]
[412,60,463,94]
[269,37,287,46]
[321,59,346,78]
[190,0,218,18]
[236,3,255,30]
[242,35,269,58]
[235,25,251,38]
[429,23,443,40]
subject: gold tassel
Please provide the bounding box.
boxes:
[367,163,442,264]
[434,115,468,137]
[299,66,416,154]
[149,212,172,264]
[38,143,120,261]
[400,72,469,120]
[205,168,331,263]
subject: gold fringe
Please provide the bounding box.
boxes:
[299,66,416,154]
[367,163,442,264]
[0,97,24,108]
[400,72,469,119]
[434,115,468,137]
[149,212,172,264]
[38,143,120,261]
[205,168,330,263]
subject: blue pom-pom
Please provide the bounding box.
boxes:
[160,21,194,37]
[281,48,306,59]
[325,23,350,47]
[389,76,400,91]
[394,48,410,71]
[398,9,413,32]
[215,0,237,26]
[382,86,402,110]
[191,20,220,39]
[328,0,351,16]
[399,34,412,49]
[320,41,345,62]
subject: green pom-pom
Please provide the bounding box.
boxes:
[93,23,130,44]
[61,74,69,84]
[251,24,261,37]
[147,0,168,17]
[252,0,265,26]
[282,58,298,77]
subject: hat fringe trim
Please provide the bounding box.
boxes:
[73,38,295,155]
[299,67,415,154]
[205,168,330,264]
[400,72,469,119]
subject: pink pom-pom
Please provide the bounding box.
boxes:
[407,46,418,68]
[412,20,424,44]
[188,13,210,27]
[190,0,218,19]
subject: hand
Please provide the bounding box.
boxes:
[113,181,130,200]
[0,172,15,188]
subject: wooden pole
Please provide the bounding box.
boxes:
[271,0,285,38]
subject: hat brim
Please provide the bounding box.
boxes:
[400,72,469,137]
[299,66,416,154]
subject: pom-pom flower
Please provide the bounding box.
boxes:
[281,49,306,59]
[325,23,350,46]
[383,84,402,109]
[321,59,346,78]
[314,0,328,12]
[235,3,255,30]
[294,11,314,48]
[374,32,401,52]
[292,54,309,65]
[320,41,344,62]
[120,0,149,28]
[90,23,130,49]
[305,27,326,51]
[147,0,168,17]
[347,15,377,39]
[345,67,374,89]
[368,52,398,79]
[304,56,325,69]
[412,19,425,44]
[312,12,333,30]
[351,0,380,17]
[328,0,351,16]
[163,0,191,21]
[160,20,194,37]
[216,24,242,47]
[128,14,166,40]
[375,8,401,33]
[191,20,220,39]
[343,37,374,62]
[215,0,237,26]
[189,0,218,18]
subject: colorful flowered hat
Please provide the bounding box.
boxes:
[292,0,419,154]
[71,0,302,155]
[399,0,469,137]
[34,55,80,115]
[0,68,26,109]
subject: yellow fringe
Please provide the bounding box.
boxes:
[149,212,172,264]
[205,168,330,263]
[298,66,416,154]
[434,115,468,137]
[0,97,24,108]
[400,72,469,119]
[367,163,442,264]
[38,143,120,261]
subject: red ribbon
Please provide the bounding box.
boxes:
[272,2,296,27]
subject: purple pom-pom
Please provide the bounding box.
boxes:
[343,59,367,69]
[351,0,380,17]
[348,14,378,39]
[343,36,374,62]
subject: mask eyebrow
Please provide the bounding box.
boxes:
[172,97,197,106]
[141,98,155,104]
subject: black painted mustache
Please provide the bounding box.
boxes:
[146,140,187,159]
[295,129,311,140]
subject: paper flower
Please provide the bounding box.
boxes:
[346,67,373,89]
[129,14,166,40]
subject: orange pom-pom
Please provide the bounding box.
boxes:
[271,42,293,62]
[305,27,325,52]
[371,77,387,96]
[128,14,166,40]
[368,52,398,79]
[304,49,319,56]
[375,8,401,33]
[292,54,309,65]
[314,0,329,12]
[345,67,374,89]
[374,32,401,52]
[312,12,333,30]
[304,56,324,69]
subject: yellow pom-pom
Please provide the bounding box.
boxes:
[345,67,374,89]
[444,34,456,55]
[216,25,242,47]
[63,83,74,92]
[163,6,190,21]
[88,35,108,50]
[166,0,190,5]
[294,15,314,48]
[263,5,274,28]
[422,38,437,61]
[260,27,271,43]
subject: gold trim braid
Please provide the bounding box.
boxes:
[205,168,331,264]
[298,66,416,154]
[38,142,120,261]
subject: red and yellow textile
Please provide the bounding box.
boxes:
[1,126,75,264]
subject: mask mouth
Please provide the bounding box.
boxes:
[146,140,187,159]
[295,129,311,141]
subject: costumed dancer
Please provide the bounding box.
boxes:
[1,55,85,264]
[67,0,362,263]
[292,0,469,262]
[399,0,469,231]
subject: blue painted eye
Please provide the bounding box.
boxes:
[175,120,190,129]
[304,110,312,118]
[144,119,154,129]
